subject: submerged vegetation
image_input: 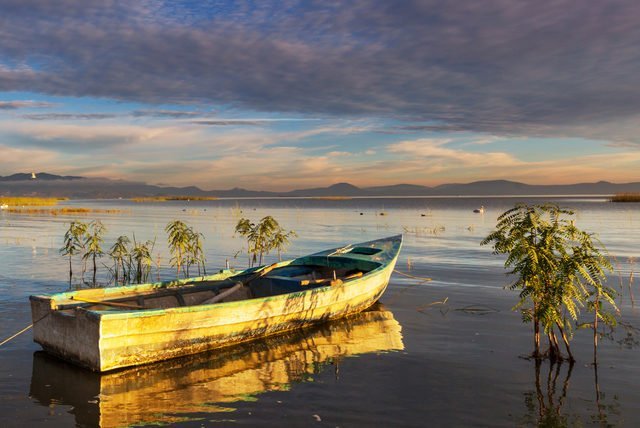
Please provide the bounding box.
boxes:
[482,203,618,363]
[611,193,640,202]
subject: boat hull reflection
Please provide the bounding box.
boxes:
[30,304,403,427]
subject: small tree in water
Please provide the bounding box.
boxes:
[131,237,154,283]
[83,220,106,286]
[166,220,190,277]
[235,216,295,267]
[166,220,206,278]
[481,203,616,362]
[109,235,131,284]
[60,220,88,284]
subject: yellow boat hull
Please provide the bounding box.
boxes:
[30,235,402,371]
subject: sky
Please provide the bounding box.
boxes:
[1,0,639,191]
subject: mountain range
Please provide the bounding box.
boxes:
[1,172,640,198]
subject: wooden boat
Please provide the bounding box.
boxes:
[30,235,402,372]
[30,304,403,427]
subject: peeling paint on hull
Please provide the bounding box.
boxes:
[30,235,402,372]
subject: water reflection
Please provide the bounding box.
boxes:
[29,304,403,427]
[520,361,621,427]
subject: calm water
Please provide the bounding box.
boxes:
[1,197,639,427]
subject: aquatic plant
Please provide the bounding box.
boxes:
[481,203,617,363]
[166,220,190,277]
[271,227,297,261]
[611,193,640,202]
[186,230,206,276]
[109,235,131,283]
[83,220,106,285]
[59,220,88,283]
[235,216,296,266]
[131,237,155,283]
[165,220,205,277]
[0,196,61,206]
[5,207,121,215]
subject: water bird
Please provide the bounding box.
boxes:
[473,206,485,214]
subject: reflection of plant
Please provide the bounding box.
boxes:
[83,220,106,286]
[235,216,296,266]
[520,359,621,427]
[521,361,573,427]
[482,204,615,362]
[59,220,88,283]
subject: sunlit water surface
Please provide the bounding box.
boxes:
[1,197,639,427]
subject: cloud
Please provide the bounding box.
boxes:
[0,100,55,110]
[388,138,519,168]
[23,113,118,120]
[378,137,640,186]
[131,109,213,119]
[1,1,639,141]
[0,144,61,172]
[190,120,265,127]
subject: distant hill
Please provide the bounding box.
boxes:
[1,172,640,198]
[0,172,83,181]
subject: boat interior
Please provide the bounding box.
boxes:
[57,257,382,313]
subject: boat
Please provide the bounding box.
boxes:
[473,205,485,213]
[0,203,8,210]
[30,235,402,372]
[30,304,403,426]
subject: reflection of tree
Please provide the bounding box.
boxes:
[522,360,574,426]
[520,360,621,427]
[592,364,621,426]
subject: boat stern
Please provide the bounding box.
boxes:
[30,295,103,371]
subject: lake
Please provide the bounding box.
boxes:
[1,196,639,427]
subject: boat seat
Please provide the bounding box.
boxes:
[249,277,311,298]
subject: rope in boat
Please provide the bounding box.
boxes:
[0,312,49,348]
[393,269,432,282]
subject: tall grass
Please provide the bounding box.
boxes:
[5,207,122,215]
[611,193,640,202]
[0,196,63,206]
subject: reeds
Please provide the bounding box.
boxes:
[0,196,63,206]
[311,196,353,200]
[5,207,121,215]
[611,193,640,202]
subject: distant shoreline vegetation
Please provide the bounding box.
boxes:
[0,196,66,206]
[310,196,353,200]
[4,207,123,215]
[611,193,640,202]
[131,196,219,202]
